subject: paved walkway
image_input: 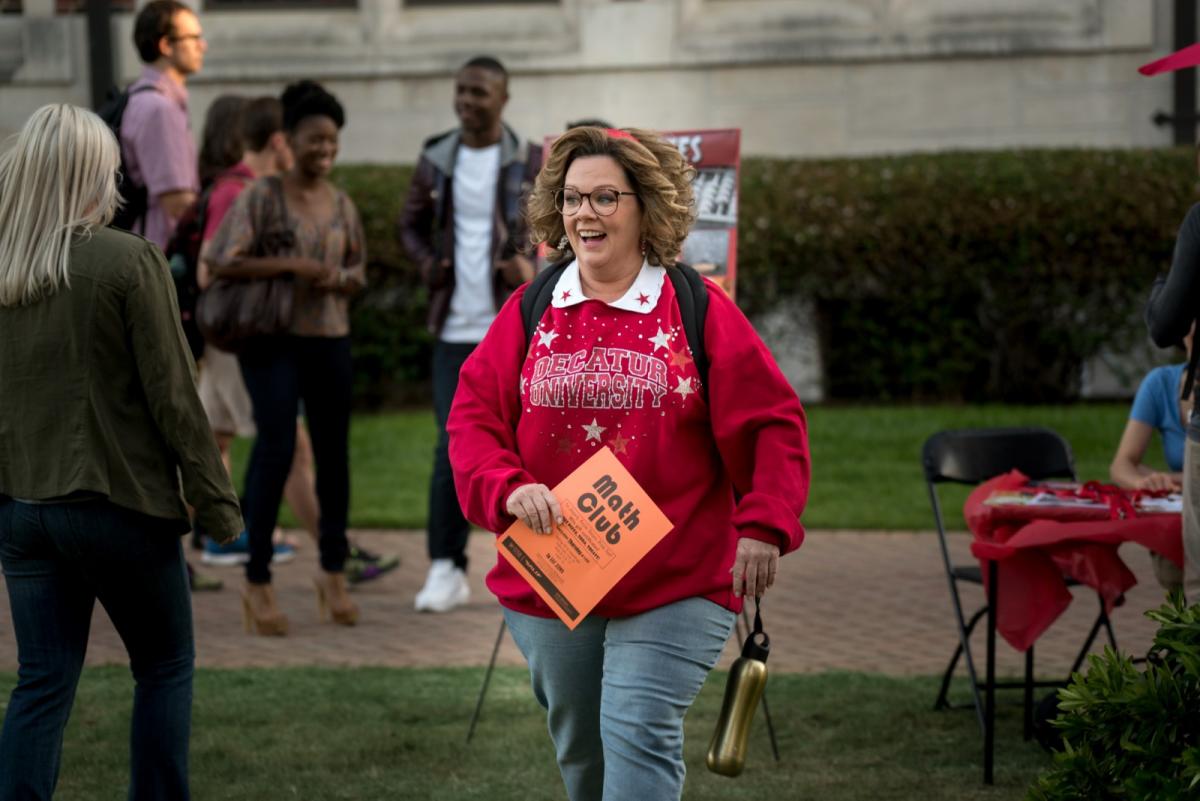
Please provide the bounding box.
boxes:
[0,530,1169,677]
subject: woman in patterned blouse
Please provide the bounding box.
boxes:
[207,80,366,635]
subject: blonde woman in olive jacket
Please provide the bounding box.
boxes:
[0,104,241,801]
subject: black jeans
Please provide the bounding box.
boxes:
[429,341,476,571]
[238,335,352,584]
[0,497,194,801]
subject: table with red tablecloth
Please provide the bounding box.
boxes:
[963,470,1182,652]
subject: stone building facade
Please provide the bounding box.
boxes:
[0,0,1182,160]
[0,0,1186,399]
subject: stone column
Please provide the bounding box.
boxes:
[15,0,73,83]
[22,0,54,17]
[359,0,397,49]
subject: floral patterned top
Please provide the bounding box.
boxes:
[207,175,367,338]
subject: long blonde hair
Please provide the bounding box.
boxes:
[0,104,121,307]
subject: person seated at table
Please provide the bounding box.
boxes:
[1110,327,1193,588]
[1110,366,1189,492]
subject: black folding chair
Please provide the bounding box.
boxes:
[922,427,1118,784]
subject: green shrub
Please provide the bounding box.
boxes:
[1027,594,1200,801]
[331,164,432,407]
[335,148,1199,407]
[739,148,1198,402]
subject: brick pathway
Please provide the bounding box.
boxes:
[0,530,1168,677]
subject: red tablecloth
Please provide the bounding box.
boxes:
[963,470,1182,652]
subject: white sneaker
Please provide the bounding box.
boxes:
[414,559,470,613]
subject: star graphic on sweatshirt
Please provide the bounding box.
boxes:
[669,347,693,369]
[673,376,695,400]
[537,328,559,349]
[560,289,572,301]
[637,292,651,306]
[609,433,630,454]
[649,326,672,352]
[581,418,606,442]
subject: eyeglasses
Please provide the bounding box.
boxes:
[169,33,205,43]
[555,187,637,216]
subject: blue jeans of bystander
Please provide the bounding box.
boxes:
[0,497,194,801]
[503,597,735,801]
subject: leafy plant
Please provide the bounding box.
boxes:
[1028,593,1200,801]
[334,148,1200,407]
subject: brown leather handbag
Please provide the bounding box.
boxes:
[196,176,295,352]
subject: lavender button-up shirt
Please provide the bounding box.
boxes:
[119,65,199,249]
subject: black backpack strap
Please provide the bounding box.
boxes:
[667,263,710,388]
[1183,330,1200,401]
[521,257,574,349]
[110,83,160,126]
[194,183,212,245]
[522,260,710,387]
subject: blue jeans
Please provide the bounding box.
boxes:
[503,598,736,801]
[429,341,476,571]
[0,497,194,801]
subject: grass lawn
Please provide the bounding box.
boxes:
[9,666,1050,800]
[232,403,1152,531]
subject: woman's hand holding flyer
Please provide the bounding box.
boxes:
[497,447,672,629]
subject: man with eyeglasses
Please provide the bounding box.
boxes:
[119,0,206,251]
[398,55,541,613]
[120,0,220,593]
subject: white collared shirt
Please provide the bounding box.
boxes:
[550,259,665,314]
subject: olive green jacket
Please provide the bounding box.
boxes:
[0,226,241,540]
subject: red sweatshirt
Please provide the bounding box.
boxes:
[447,262,810,618]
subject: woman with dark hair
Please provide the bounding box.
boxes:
[0,104,240,800]
[207,80,366,634]
[197,94,247,189]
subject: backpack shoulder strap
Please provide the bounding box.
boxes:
[1183,330,1200,401]
[666,263,710,387]
[521,257,573,348]
[118,84,161,118]
[521,259,710,385]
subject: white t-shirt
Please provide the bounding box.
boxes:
[442,142,502,343]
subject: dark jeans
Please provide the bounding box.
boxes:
[0,497,194,801]
[238,335,352,584]
[429,340,476,571]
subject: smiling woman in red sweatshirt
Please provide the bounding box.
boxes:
[447,126,809,801]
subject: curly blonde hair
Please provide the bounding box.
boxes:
[527,127,696,267]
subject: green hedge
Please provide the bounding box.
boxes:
[334,148,1199,407]
[332,164,429,408]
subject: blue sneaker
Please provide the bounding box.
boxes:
[202,532,295,566]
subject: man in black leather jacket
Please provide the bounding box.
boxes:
[397,55,540,612]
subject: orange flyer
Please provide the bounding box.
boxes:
[496,447,673,629]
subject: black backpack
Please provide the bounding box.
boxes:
[520,257,711,388]
[164,186,214,362]
[96,84,158,233]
